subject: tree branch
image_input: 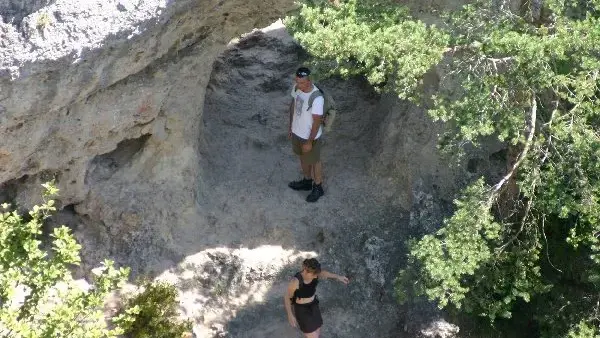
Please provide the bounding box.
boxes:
[496,182,535,254]
[492,96,537,193]
[542,215,563,273]
[486,56,514,64]
[443,44,514,64]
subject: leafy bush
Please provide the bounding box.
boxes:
[116,280,193,338]
[567,321,600,338]
[36,12,52,29]
[0,182,130,337]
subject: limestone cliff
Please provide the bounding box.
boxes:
[1,0,293,272]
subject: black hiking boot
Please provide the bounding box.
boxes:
[306,183,324,203]
[288,178,313,191]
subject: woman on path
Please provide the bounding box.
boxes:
[284,258,349,337]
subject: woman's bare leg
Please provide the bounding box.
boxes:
[304,327,320,338]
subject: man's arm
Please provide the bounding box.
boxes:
[307,96,324,142]
[289,100,294,134]
[319,270,350,284]
[307,114,322,142]
[288,85,296,137]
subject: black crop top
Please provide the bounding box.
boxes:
[293,272,319,299]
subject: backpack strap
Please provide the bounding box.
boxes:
[307,87,324,112]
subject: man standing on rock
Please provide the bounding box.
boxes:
[288,67,325,203]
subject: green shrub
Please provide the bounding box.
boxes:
[567,321,600,338]
[36,12,52,29]
[0,182,130,337]
[117,280,193,338]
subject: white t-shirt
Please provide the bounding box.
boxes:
[290,85,324,140]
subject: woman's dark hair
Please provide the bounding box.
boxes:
[303,258,321,274]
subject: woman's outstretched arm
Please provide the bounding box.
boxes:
[319,270,349,284]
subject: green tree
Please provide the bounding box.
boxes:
[287,0,600,336]
[0,182,131,337]
[285,0,450,99]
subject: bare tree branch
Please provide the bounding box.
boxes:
[542,215,563,273]
[492,96,537,193]
[486,56,514,64]
[496,191,534,254]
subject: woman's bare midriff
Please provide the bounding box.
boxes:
[295,295,315,304]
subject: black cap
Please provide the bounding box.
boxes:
[296,67,311,78]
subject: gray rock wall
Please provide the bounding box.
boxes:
[0,0,294,275]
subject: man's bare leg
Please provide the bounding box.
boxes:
[300,157,312,179]
[289,156,314,191]
[312,161,323,185]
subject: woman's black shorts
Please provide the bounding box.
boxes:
[293,298,323,333]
